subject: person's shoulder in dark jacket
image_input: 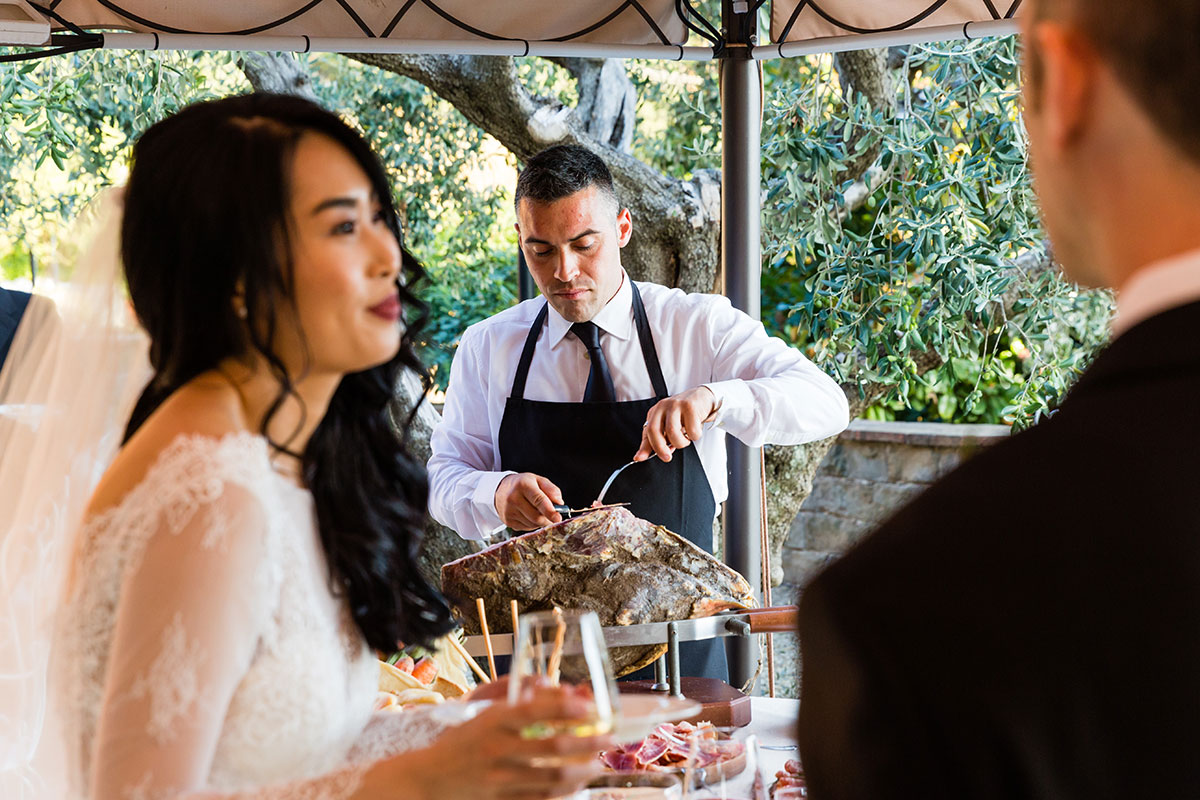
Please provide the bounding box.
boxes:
[0,287,33,373]
[799,376,1200,799]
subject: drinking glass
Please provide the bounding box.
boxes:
[508,608,620,739]
[686,734,766,800]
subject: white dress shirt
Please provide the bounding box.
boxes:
[1111,247,1200,337]
[428,274,850,540]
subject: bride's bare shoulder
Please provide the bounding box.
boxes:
[85,376,252,518]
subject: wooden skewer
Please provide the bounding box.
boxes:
[532,618,545,676]
[760,452,776,698]
[510,599,520,640]
[476,597,498,682]
[546,606,566,685]
[448,633,492,684]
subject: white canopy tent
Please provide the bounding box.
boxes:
[0,0,1023,687]
[1,0,1021,57]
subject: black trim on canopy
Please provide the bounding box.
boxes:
[381,0,677,45]
[776,0,1020,44]
[90,0,327,36]
[332,0,375,37]
[0,3,100,62]
[1,0,1022,63]
[677,0,721,47]
[26,0,698,45]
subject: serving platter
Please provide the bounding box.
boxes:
[676,742,747,787]
[601,721,747,788]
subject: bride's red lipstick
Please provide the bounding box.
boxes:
[368,295,401,321]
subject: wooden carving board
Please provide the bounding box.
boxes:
[619,677,752,727]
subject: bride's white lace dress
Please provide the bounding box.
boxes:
[55,432,441,800]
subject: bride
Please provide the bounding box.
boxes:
[1,92,608,800]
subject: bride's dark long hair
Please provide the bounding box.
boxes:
[119,92,454,651]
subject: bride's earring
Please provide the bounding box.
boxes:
[232,278,249,320]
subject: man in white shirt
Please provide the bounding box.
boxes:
[428,144,849,679]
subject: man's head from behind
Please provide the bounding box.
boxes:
[514,144,632,323]
[1022,0,1200,288]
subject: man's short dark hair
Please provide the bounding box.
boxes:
[1032,0,1200,164]
[514,144,620,215]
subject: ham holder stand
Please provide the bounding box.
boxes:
[463,605,797,727]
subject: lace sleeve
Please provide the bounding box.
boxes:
[88,482,373,800]
[346,709,451,765]
[90,480,261,798]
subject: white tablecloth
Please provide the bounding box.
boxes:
[713,697,799,798]
[744,696,799,766]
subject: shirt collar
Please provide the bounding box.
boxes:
[545,271,634,349]
[1111,247,1200,337]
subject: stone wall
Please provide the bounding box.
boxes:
[783,420,1010,587]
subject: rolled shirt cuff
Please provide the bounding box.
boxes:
[702,379,752,428]
[469,470,515,538]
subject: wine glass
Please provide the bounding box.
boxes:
[508,608,620,739]
[684,734,766,800]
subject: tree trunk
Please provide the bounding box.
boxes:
[545,57,638,153]
[238,52,319,102]
[391,371,480,589]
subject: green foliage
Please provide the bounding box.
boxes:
[628,59,721,177]
[0,239,31,282]
[0,49,521,386]
[1,40,1110,422]
[622,38,1110,426]
[755,39,1110,426]
[0,49,243,286]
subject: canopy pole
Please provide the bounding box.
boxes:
[518,250,537,302]
[719,0,763,695]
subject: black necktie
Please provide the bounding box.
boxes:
[570,321,616,402]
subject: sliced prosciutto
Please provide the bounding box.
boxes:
[599,720,745,775]
[633,737,670,766]
[600,749,638,771]
[769,758,807,797]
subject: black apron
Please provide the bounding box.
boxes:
[497,282,725,681]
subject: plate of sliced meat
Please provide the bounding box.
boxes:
[601,720,747,787]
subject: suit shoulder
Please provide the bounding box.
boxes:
[0,286,32,308]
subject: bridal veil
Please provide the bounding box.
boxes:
[0,187,151,798]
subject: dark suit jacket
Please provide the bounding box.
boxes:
[0,287,32,374]
[799,300,1200,800]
